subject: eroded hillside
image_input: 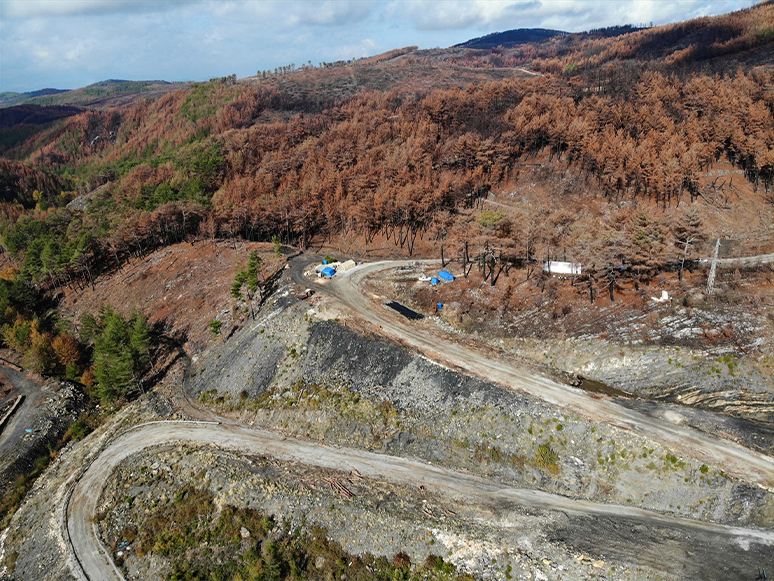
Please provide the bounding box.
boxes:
[3,256,772,581]
[0,4,773,580]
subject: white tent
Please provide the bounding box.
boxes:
[543,261,582,275]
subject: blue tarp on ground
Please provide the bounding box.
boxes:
[430,278,439,285]
[437,303,443,310]
[438,270,454,281]
[321,267,336,277]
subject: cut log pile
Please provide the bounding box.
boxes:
[322,476,356,499]
[0,357,22,372]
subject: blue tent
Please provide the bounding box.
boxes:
[430,278,439,285]
[321,267,336,277]
[438,270,454,281]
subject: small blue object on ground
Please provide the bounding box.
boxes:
[431,278,439,285]
[437,303,443,310]
[321,267,336,277]
[438,270,454,281]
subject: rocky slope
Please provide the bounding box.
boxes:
[2,264,772,581]
[186,279,774,529]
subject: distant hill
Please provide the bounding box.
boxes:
[0,104,83,129]
[455,24,648,51]
[0,88,68,108]
[1,80,189,110]
[455,28,566,49]
[0,104,84,158]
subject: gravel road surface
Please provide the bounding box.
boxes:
[67,421,774,581]
[292,258,774,490]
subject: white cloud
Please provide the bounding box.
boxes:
[284,0,378,26]
[385,0,758,32]
[0,0,198,19]
[331,37,378,59]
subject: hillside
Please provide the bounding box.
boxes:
[0,4,773,580]
[0,89,68,109]
[0,0,768,428]
[1,80,190,110]
[0,0,770,450]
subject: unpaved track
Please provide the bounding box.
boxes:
[68,422,774,581]
[64,256,774,581]
[294,259,774,490]
[0,368,44,465]
[716,252,774,266]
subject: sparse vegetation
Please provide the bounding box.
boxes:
[207,319,222,336]
[0,453,51,527]
[532,444,560,475]
[131,486,474,581]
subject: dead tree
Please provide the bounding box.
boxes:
[706,238,720,295]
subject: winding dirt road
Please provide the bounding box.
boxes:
[715,252,774,267]
[63,256,774,581]
[67,421,774,581]
[295,259,774,490]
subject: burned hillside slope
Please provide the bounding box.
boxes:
[185,286,774,531]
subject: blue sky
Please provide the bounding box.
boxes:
[0,0,760,93]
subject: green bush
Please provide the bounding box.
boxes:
[68,417,92,441]
[533,444,560,475]
[208,320,222,336]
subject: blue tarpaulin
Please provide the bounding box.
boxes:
[430,278,439,285]
[321,267,336,277]
[436,303,443,310]
[438,270,454,281]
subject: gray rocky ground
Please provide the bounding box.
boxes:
[0,370,87,499]
[186,290,774,530]
[1,269,772,581]
[93,443,770,581]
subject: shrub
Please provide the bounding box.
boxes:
[533,444,560,475]
[68,417,92,441]
[273,235,283,257]
[208,319,222,336]
[393,552,411,569]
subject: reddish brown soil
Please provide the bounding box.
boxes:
[372,259,774,356]
[59,240,283,355]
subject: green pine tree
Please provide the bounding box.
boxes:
[92,307,134,404]
[246,251,261,295]
[129,309,152,375]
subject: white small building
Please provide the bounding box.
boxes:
[543,261,582,275]
[339,259,357,272]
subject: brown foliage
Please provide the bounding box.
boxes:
[3,4,773,276]
[52,333,80,366]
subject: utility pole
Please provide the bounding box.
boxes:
[706,238,720,295]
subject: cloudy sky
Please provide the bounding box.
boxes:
[0,0,759,93]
